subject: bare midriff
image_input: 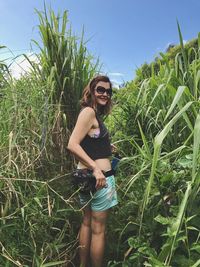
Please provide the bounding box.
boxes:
[77,158,111,172]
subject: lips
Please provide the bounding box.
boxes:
[98,97,108,100]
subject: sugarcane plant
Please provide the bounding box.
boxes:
[32,5,99,170]
[107,25,200,266]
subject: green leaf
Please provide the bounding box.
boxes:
[34,197,43,208]
[191,259,200,267]
[191,243,200,254]
[154,215,171,225]
[164,86,186,121]
[41,260,66,267]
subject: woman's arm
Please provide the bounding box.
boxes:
[67,107,106,189]
[67,107,96,169]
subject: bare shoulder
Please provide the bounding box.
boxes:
[79,107,95,120]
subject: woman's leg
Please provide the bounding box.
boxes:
[90,210,109,267]
[79,207,92,267]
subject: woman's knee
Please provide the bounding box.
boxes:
[91,211,108,234]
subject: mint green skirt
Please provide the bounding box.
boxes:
[79,175,118,211]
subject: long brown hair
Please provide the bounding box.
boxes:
[80,75,112,115]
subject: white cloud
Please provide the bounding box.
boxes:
[108,72,124,77]
[110,79,121,89]
[9,53,39,79]
[108,72,125,88]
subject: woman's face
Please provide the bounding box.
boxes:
[93,81,112,106]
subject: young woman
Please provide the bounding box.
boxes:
[67,75,118,267]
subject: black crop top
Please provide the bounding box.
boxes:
[80,111,112,160]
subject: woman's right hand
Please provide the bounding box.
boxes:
[93,168,106,190]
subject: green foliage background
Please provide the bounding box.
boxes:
[1,6,200,267]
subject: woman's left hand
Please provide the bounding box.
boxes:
[93,168,106,190]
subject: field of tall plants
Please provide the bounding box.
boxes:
[1,6,200,267]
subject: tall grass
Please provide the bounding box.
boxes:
[1,7,200,266]
[32,6,99,171]
[0,6,99,267]
[107,27,200,266]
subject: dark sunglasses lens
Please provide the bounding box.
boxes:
[96,86,105,94]
[107,89,112,96]
[96,87,112,96]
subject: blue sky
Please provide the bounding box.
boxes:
[0,0,200,85]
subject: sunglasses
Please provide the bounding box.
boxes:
[95,86,113,97]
